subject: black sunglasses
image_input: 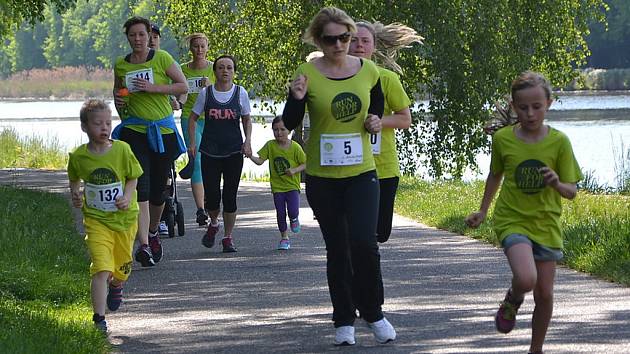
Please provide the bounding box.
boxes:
[320,32,352,46]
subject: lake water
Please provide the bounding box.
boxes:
[1,96,629,187]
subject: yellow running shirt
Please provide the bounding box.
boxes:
[295,59,381,178]
[180,61,215,120]
[372,67,411,179]
[67,140,144,231]
[257,140,306,193]
[490,126,583,249]
[114,49,176,134]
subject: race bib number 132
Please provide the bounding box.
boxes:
[85,182,123,212]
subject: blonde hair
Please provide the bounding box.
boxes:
[80,99,111,124]
[305,51,323,62]
[303,7,356,47]
[186,33,208,49]
[355,21,423,74]
[511,71,552,101]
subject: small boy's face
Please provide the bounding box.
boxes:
[82,110,112,145]
[149,32,160,50]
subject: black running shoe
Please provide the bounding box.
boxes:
[196,208,208,226]
[134,244,155,267]
[222,237,237,253]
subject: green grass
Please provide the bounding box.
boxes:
[0,186,110,353]
[396,176,630,285]
[0,128,68,169]
[241,170,270,182]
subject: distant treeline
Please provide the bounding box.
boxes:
[2,66,630,100]
[566,69,630,91]
[0,0,181,79]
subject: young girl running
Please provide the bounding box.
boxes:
[249,116,306,250]
[465,71,582,354]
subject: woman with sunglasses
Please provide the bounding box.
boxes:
[282,7,395,346]
[348,21,422,244]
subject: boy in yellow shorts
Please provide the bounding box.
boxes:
[68,99,143,333]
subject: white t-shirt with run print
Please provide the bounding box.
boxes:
[191,84,251,116]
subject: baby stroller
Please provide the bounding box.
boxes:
[161,162,185,238]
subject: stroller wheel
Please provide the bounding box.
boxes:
[176,201,185,236]
[166,210,175,238]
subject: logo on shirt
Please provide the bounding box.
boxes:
[207,108,238,120]
[331,92,362,123]
[515,159,546,194]
[86,168,119,202]
[88,168,118,185]
[119,261,132,275]
[273,157,290,176]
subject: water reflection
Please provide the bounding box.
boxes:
[1,98,629,186]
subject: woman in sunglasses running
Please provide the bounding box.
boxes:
[282,6,395,346]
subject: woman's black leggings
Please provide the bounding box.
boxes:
[376,177,400,243]
[201,153,243,213]
[306,170,384,327]
[119,127,178,205]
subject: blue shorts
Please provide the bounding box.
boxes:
[501,233,563,262]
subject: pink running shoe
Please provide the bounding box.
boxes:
[495,289,523,334]
[202,222,219,248]
[222,237,237,253]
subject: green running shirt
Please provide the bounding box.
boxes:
[295,59,381,178]
[257,140,306,193]
[67,140,144,231]
[490,126,583,249]
[114,49,177,134]
[180,61,215,120]
[373,67,411,179]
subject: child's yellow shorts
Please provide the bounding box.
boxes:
[84,217,137,281]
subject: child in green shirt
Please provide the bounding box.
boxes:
[249,116,306,250]
[68,99,143,333]
[465,71,582,354]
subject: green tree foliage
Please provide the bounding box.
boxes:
[163,0,605,177]
[0,0,181,76]
[0,0,77,38]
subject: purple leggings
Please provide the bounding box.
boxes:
[273,190,300,232]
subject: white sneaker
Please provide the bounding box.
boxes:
[367,317,396,343]
[158,221,169,235]
[333,326,355,346]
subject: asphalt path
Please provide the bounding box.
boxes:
[2,168,628,353]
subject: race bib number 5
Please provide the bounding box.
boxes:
[85,182,123,212]
[125,68,155,93]
[320,133,363,166]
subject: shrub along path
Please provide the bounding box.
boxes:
[1,168,628,353]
